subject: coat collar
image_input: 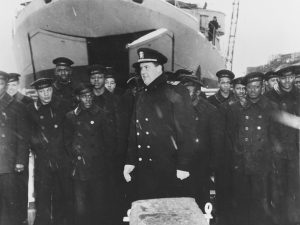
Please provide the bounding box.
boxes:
[34,96,60,111]
[273,83,298,98]
[215,90,233,103]
[0,93,14,112]
[102,88,112,98]
[14,92,25,102]
[74,103,102,116]
[93,88,111,98]
[144,73,167,91]
[242,95,269,109]
[53,80,71,91]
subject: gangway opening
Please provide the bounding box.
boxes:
[87,30,153,88]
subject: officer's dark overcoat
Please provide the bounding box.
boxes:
[126,74,195,198]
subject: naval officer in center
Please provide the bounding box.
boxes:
[123,48,196,200]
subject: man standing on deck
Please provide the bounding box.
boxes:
[123,48,195,200]
[208,69,235,108]
[208,16,220,44]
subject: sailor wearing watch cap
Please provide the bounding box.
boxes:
[264,70,278,93]
[0,70,29,225]
[6,73,33,105]
[264,65,300,224]
[180,75,223,211]
[226,71,275,225]
[64,82,112,225]
[208,69,235,107]
[27,77,72,225]
[291,65,300,92]
[52,57,76,108]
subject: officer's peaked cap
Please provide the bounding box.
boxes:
[132,48,168,68]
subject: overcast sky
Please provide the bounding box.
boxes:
[186,0,300,75]
[1,0,300,76]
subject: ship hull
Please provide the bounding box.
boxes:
[13,0,225,88]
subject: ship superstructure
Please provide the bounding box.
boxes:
[13,0,226,88]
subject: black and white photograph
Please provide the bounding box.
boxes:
[0,0,300,224]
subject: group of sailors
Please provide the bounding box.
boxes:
[0,47,299,225]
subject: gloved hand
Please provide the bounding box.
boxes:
[176,169,190,180]
[123,164,135,182]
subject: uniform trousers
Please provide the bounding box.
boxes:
[15,169,29,225]
[109,166,127,225]
[271,157,300,225]
[73,176,109,225]
[34,164,71,225]
[0,173,25,225]
[190,162,211,211]
[215,166,231,225]
[230,170,273,225]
